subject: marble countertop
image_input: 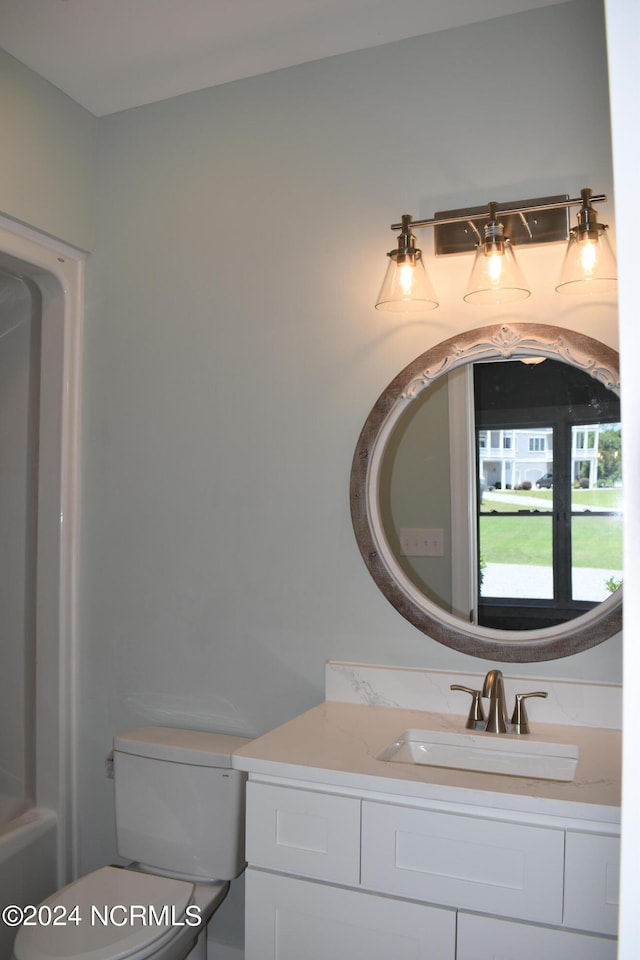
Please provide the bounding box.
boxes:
[233,700,621,825]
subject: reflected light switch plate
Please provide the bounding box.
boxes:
[399,528,445,557]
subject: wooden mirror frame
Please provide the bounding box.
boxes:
[350,323,622,661]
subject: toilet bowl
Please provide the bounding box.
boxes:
[13,866,225,960]
[13,728,250,960]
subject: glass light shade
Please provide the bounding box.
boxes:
[555,228,617,295]
[463,238,530,305]
[375,251,439,312]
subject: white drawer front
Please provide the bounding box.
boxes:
[246,781,360,884]
[564,830,620,935]
[361,800,564,924]
[245,868,456,960]
[457,911,617,960]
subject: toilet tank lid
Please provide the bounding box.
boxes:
[113,726,251,767]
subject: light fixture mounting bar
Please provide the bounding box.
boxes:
[389,193,607,256]
[434,194,570,256]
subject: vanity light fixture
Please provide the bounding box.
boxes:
[374,188,616,312]
[375,214,439,312]
[555,188,617,295]
[463,202,530,305]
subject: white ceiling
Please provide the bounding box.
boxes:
[1,0,566,117]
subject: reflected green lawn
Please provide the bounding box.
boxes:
[479,514,623,568]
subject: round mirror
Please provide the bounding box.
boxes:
[350,323,622,661]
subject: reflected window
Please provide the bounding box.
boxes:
[474,359,622,630]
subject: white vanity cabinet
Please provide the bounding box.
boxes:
[456,913,616,960]
[244,778,619,960]
[245,870,455,960]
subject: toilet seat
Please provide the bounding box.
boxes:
[13,866,197,960]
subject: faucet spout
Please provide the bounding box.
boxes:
[482,669,508,733]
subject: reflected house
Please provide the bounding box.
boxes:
[479,425,603,490]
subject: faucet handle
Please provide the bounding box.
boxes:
[450,684,486,729]
[511,691,548,735]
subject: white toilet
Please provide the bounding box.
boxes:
[13,726,250,960]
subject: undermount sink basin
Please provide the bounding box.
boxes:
[378,728,580,782]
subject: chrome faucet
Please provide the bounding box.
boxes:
[482,669,508,733]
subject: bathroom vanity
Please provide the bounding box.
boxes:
[233,663,621,960]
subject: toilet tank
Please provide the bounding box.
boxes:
[113,726,250,881]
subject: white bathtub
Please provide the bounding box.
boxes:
[0,808,57,959]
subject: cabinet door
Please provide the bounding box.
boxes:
[246,781,360,884]
[245,868,456,960]
[362,800,564,924]
[564,830,620,935]
[457,911,617,960]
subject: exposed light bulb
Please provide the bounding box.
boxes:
[398,262,415,296]
[578,238,598,275]
[487,250,504,284]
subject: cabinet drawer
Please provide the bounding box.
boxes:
[246,781,360,884]
[457,911,617,960]
[245,868,456,960]
[564,830,620,935]
[361,800,564,924]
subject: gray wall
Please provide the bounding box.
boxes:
[0,0,620,953]
[0,48,96,250]
[78,8,617,949]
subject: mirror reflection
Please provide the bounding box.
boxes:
[475,359,621,629]
[380,357,621,632]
